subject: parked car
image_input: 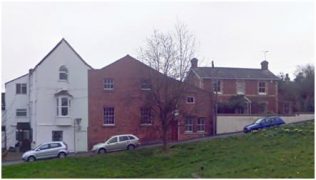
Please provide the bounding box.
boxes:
[243,116,285,133]
[91,134,140,154]
[22,141,69,162]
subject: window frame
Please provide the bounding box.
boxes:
[140,107,152,125]
[56,96,71,117]
[212,80,222,94]
[185,117,194,133]
[16,83,27,94]
[104,107,115,126]
[186,96,195,104]
[197,118,206,132]
[16,108,27,117]
[258,81,267,95]
[236,80,245,95]
[140,79,152,90]
[59,65,69,81]
[104,79,114,90]
[52,131,63,141]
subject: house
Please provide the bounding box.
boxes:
[88,55,213,148]
[186,59,279,114]
[4,39,92,152]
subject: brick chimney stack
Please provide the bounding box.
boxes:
[191,58,198,68]
[261,60,268,70]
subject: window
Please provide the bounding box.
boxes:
[236,80,245,95]
[213,80,221,93]
[128,136,135,140]
[258,81,266,95]
[39,144,50,150]
[140,108,152,125]
[119,136,129,142]
[16,83,27,94]
[108,137,118,144]
[104,107,115,125]
[186,96,195,104]
[185,117,194,132]
[104,79,114,90]
[197,118,205,132]
[141,80,152,90]
[52,131,63,141]
[57,97,71,117]
[50,143,61,148]
[16,109,27,117]
[59,66,68,81]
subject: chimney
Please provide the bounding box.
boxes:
[261,60,268,70]
[211,61,214,68]
[191,58,198,68]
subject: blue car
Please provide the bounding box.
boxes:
[243,116,285,133]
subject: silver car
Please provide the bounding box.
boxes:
[91,134,140,154]
[22,141,69,162]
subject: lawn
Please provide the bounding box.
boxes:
[2,120,314,178]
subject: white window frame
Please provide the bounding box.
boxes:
[185,117,194,133]
[213,80,222,94]
[59,66,68,81]
[16,83,27,94]
[104,79,114,90]
[197,118,205,132]
[258,81,267,95]
[16,109,27,117]
[186,96,195,104]
[140,107,152,125]
[56,96,71,117]
[104,107,115,125]
[236,80,245,95]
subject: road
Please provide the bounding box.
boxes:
[2,131,244,166]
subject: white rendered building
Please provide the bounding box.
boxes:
[4,39,91,152]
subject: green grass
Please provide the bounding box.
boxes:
[2,120,314,178]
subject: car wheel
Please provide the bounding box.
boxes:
[58,152,66,159]
[127,144,135,150]
[28,156,36,162]
[98,148,106,154]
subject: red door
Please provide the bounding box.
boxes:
[170,120,178,141]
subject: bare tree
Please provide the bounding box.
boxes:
[138,22,197,151]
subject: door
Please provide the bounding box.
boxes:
[170,120,178,141]
[118,136,129,150]
[36,144,51,159]
[106,137,120,151]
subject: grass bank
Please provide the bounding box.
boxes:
[2,120,314,178]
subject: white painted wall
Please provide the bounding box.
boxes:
[217,114,315,134]
[4,75,29,149]
[4,40,90,152]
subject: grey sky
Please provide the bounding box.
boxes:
[1,1,314,91]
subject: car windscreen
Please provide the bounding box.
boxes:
[255,118,264,124]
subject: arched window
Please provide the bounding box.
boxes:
[59,65,68,81]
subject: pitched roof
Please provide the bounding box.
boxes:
[192,67,279,80]
[33,38,93,70]
[5,38,93,85]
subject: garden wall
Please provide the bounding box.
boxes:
[217,113,314,134]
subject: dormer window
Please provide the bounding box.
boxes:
[59,66,68,81]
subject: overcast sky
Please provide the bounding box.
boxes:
[1,1,314,91]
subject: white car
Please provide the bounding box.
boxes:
[91,134,140,154]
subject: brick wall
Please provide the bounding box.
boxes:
[88,56,213,148]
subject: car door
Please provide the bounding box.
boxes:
[35,144,51,159]
[118,136,129,150]
[49,143,62,157]
[105,137,120,151]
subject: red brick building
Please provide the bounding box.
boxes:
[88,55,213,148]
[186,59,279,114]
